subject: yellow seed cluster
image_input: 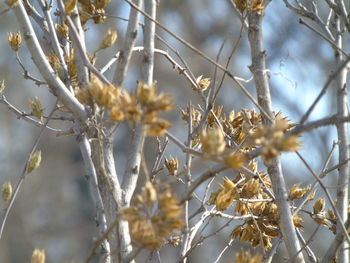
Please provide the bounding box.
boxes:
[123,182,184,250]
[251,113,300,164]
[200,126,226,156]
[164,156,179,176]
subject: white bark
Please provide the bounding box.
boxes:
[247,11,304,263]
[12,0,87,121]
[113,0,143,86]
[334,15,349,263]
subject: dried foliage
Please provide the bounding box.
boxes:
[1,0,349,262]
[122,182,184,250]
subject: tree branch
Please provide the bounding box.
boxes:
[247,10,304,262]
[11,0,87,121]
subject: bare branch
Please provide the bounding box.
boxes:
[247,10,304,262]
[113,0,142,86]
[0,100,57,240]
[78,134,111,263]
[11,0,87,121]
[0,94,71,134]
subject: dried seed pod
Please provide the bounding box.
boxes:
[2,181,12,201]
[313,198,326,214]
[164,156,179,176]
[200,126,226,156]
[8,32,21,51]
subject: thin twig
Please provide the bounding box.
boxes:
[0,95,72,134]
[0,100,58,240]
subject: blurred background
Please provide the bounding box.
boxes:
[0,0,349,262]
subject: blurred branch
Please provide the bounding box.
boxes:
[321,212,350,263]
[79,134,110,263]
[180,164,226,204]
[113,0,142,86]
[0,94,72,134]
[0,100,57,241]
[299,54,350,124]
[299,18,348,58]
[16,53,46,86]
[296,151,350,245]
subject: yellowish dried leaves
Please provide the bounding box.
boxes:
[164,156,179,176]
[31,249,45,263]
[6,0,18,8]
[2,181,12,201]
[233,249,263,263]
[100,29,117,50]
[123,182,184,250]
[27,150,42,174]
[289,183,311,200]
[193,75,211,91]
[200,125,226,157]
[251,114,300,164]
[29,97,44,122]
[235,0,265,13]
[76,76,118,108]
[64,0,78,15]
[8,32,21,52]
[0,80,5,93]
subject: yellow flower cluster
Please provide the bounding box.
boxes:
[122,182,184,250]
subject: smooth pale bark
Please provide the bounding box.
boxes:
[247,11,305,263]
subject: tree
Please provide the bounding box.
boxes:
[0,0,349,262]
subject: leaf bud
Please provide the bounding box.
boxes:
[27,150,42,174]
[2,181,12,201]
[100,29,118,50]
